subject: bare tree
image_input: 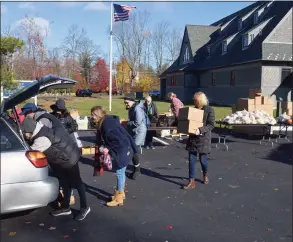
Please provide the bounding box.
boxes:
[62,24,86,74]
[166,27,182,64]
[151,21,169,75]
[78,37,100,84]
[113,10,151,86]
[47,47,62,75]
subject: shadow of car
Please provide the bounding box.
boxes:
[0,74,77,215]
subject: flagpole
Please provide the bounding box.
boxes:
[109,1,113,112]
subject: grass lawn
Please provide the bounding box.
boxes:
[25,95,232,121]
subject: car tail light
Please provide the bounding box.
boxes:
[25,151,48,168]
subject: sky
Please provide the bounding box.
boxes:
[1,1,253,60]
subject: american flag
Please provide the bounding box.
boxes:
[113,4,136,22]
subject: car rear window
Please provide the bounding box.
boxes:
[0,119,25,152]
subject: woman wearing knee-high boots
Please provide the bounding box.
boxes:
[183,92,215,189]
[90,106,138,206]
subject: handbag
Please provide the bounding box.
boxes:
[99,153,112,170]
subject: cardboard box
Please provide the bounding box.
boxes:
[255,93,262,97]
[177,120,203,134]
[281,101,292,109]
[267,98,274,105]
[254,105,263,110]
[261,96,268,105]
[248,88,261,99]
[178,107,204,122]
[232,104,237,113]
[254,96,262,105]
[237,98,254,110]
[285,108,293,116]
[247,105,256,111]
[262,105,274,116]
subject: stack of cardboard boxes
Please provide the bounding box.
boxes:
[281,101,292,116]
[232,89,274,116]
[177,107,204,134]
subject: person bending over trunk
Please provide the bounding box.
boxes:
[21,117,90,221]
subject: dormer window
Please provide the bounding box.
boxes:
[238,19,242,31]
[207,45,211,57]
[222,41,227,54]
[183,46,190,63]
[242,35,249,49]
[254,12,259,24]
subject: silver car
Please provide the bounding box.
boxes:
[0,74,77,214]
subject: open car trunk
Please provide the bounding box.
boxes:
[0,74,77,142]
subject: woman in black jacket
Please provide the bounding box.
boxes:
[183,92,215,190]
[50,99,78,134]
[91,106,138,207]
[144,96,159,149]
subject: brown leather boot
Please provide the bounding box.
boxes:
[183,179,196,189]
[203,173,209,184]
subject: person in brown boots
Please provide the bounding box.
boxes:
[183,92,215,189]
[90,106,138,207]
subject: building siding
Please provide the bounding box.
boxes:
[261,66,292,102]
[265,9,292,43]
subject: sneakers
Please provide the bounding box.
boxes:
[51,208,72,217]
[75,207,91,221]
[146,146,155,150]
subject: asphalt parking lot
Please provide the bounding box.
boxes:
[1,134,292,242]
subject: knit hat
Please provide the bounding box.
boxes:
[21,117,37,133]
[124,93,136,102]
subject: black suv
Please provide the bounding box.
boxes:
[76,89,92,97]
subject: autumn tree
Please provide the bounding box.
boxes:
[0,36,25,89]
[113,10,151,86]
[115,57,131,91]
[89,58,109,92]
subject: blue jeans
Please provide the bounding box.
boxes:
[188,152,208,179]
[116,167,127,192]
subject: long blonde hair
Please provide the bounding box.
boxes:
[91,106,107,130]
[193,92,209,108]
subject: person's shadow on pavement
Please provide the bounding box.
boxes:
[84,183,112,203]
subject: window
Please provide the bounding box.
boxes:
[238,19,243,31]
[211,73,216,86]
[183,46,190,63]
[0,120,25,152]
[250,34,255,42]
[242,35,249,49]
[230,71,236,86]
[207,45,211,57]
[222,41,227,54]
[171,77,176,86]
[254,12,259,24]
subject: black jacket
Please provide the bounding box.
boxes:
[144,102,159,124]
[97,115,138,168]
[51,111,78,134]
[186,106,215,154]
[32,125,81,169]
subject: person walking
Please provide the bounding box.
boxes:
[21,117,90,220]
[124,94,147,180]
[168,92,184,126]
[183,92,215,189]
[144,95,159,149]
[90,106,137,207]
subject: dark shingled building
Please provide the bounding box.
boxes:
[160,1,293,105]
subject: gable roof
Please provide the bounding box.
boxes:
[162,1,293,76]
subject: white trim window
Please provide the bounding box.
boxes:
[250,33,255,42]
[242,35,249,49]
[238,19,243,31]
[183,46,190,63]
[222,41,227,54]
[254,12,259,24]
[207,45,211,57]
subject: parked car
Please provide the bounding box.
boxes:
[76,89,92,97]
[149,90,160,98]
[0,74,77,215]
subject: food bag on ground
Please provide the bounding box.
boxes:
[277,113,292,124]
